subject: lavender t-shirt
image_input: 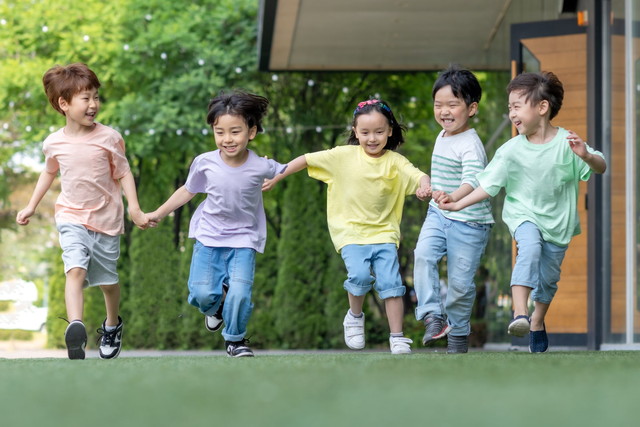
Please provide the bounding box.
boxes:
[185,149,285,253]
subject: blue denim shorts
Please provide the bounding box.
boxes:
[57,222,120,288]
[511,221,568,304]
[340,243,405,299]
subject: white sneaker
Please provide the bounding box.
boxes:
[343,311,365,350]
[389,336,413,355]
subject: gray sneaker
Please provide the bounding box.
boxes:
[422,314,450,346]
[447,335,469,354]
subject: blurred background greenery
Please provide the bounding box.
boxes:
[0,0,513,350]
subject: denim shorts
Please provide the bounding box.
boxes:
[57,223,120,288]
[511,221,568,304]
[340,243,405,299]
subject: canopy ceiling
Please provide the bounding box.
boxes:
[258,0,580,71]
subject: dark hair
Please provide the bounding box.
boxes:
[206,90,269,132]
[347,98,406,150]
[42,63,101,115]
[507,71,564,120]
[432,64,482,108]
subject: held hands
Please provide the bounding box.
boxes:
[262,176,281,192]
[129,207,157,230]
[434,191,460,211]
[416,185,432,201]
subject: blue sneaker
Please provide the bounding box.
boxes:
[507,315,530,337]
[529,324,548,353]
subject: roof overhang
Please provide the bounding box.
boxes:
[258,0,581,72]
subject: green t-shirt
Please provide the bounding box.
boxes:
[305,145,426,252]
[477,127,604,246]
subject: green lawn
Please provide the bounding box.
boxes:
[0,351,638,427]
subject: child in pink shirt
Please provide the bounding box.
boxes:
[16,63,149,360]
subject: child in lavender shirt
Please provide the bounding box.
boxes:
[149,91,285,357]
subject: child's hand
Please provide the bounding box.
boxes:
[146,210,162,227]
[438,200,459,211]
[431,190,452,204]
[129,207,150,230]
[416,186,432,201]
[16,207,35,226]
[567,130,588,158]
[262,177,279,192]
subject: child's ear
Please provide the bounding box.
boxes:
[58,96,69,112]
[538,100,550,116]
[248,125,258,141]
[468,102,479,117]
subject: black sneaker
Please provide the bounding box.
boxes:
[422,314,449,346]
[97,316,123,360]
[64,320,87,360]
[447,335,469,354]
[225,339,254,357]
[205,284,228,333]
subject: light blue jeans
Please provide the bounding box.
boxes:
[188,241,256,342]
[413,207,491,336]
[511,221,568,304]
[340,243,406,299]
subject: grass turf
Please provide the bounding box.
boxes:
[0,351,638,427]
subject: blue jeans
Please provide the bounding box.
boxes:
[340,243,406,299]
[188,241,256,342]
[413,207,491,336]
[512,221,567,304]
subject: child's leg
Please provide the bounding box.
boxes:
[347,293,366,315]
[444,220,491,336]
[413,208,447,321]
[384,296,404,334]
[370,244,406,334]
[187,241,227,316]
[65,267,86,321]
[530,301,550,331]
[511,222,543,318]
[220,248,256,343]
[530,240,567,331]
[511,285,532,318]
[100,284,121,326]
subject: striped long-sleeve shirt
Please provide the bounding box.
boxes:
[429,128,494,224]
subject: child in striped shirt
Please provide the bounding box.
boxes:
[413,65,494,353]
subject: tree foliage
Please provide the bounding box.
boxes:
[1,0,513,349]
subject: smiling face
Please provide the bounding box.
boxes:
[59,87,100,135]
[352,111,392,158]
[508,90,548,137]
[433,85,477,136]
[212,114,257,166]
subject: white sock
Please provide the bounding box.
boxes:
[349,309,363,318]
[105,324,117,332]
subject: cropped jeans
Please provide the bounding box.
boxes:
[188,241,255,342]
[413,207,491,336]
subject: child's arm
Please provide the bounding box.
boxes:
[415,174,432,201]
[148,186,196,222]
[262,155,308,191]
[567,130,607,174]
[120,171,150,229]
[16,169,57,226]
[431,183,474,205]
[438,185,491,212]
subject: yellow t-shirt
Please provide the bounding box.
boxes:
[305,145,426,252]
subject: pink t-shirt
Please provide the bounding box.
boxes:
[43,123,131,236]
